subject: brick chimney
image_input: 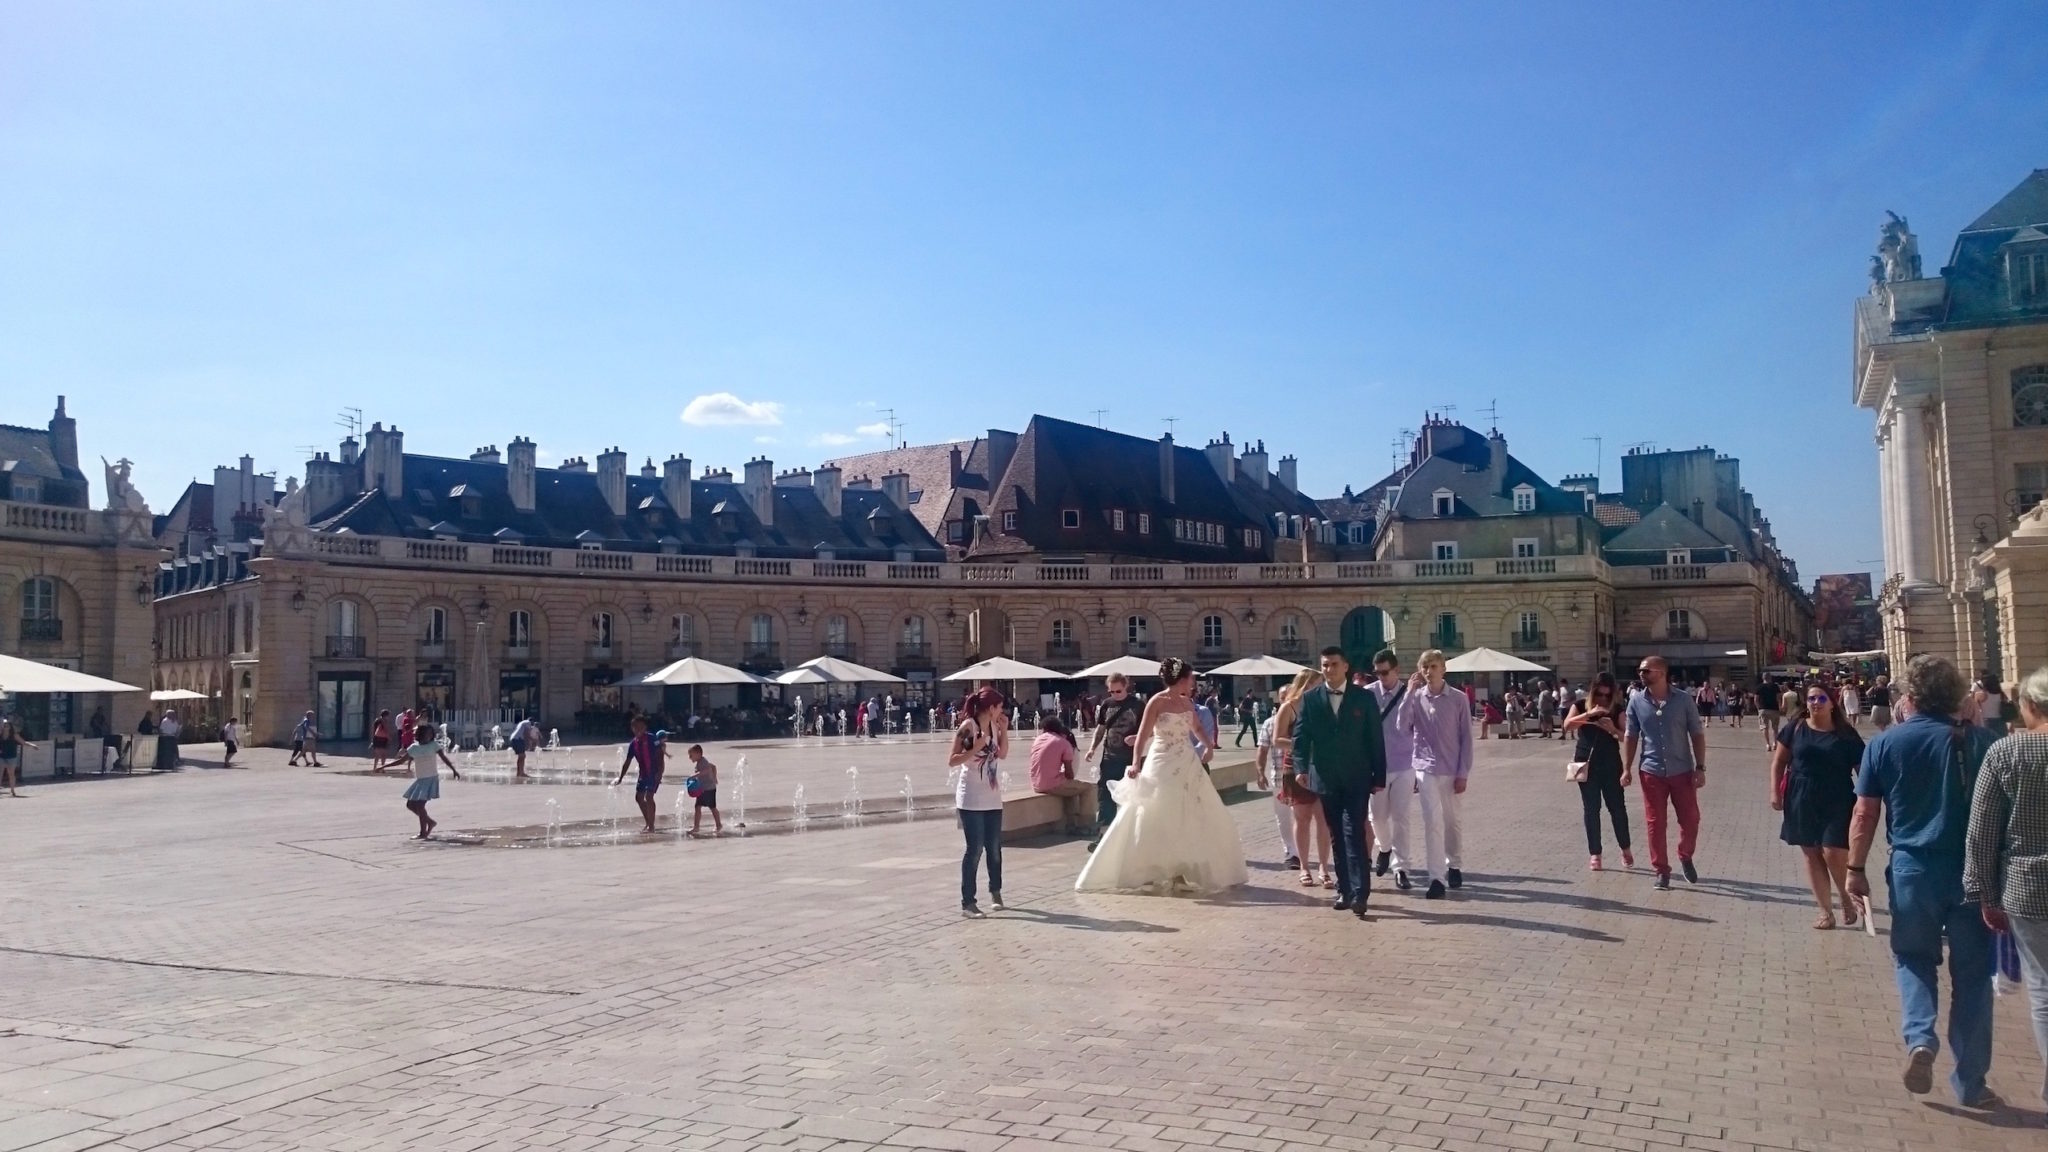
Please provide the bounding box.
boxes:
[558,456,588,473]
[1204,433,1236,484]
[48,396,77,473]
[596,446,628,517]
[507,436,536,512]
[1276,454,1298,492]
[362,422,404,498]
[1239,439,1268,489]
[812,464,843,518]
[742,457,774,526]
[1159,433,1176,503]
[470,445,501,463]
[661,454,691,513]
[881,471,910,510]
[948,445,963,484]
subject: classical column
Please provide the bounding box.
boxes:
[1876,431,1898,581]
[1898,396,1938,586]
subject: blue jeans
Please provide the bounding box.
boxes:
[2006,913,2048,1108]
[959,808,1002,906]
[1887,851,1993,1101]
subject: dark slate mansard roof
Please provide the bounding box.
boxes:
[309,453,946,561]
[965,416,1322,560]
[1938,168,2048,329]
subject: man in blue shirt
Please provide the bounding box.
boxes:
[1847,654,2000,1108]
[1623,655,1708,891]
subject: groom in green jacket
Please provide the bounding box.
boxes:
[1290,645,1389,918]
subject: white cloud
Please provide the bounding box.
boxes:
[854,422,891,438]
[813,432,856,446]
[753,435,779,445]
[680,392,784,427]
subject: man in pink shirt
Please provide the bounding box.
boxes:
[1029,717,1091,835]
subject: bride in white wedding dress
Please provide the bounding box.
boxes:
[1075,657,1249,895]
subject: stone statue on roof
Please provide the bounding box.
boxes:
[1877,211,1921,282]
[101,457,149,515]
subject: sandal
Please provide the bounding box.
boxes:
[1299,872,1317,886]
[1812,913,1835,930]
[1320,872,1335,889]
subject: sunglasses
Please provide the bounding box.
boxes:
[1806,694,1829,704]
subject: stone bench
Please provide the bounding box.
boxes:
[998,751,1262,841]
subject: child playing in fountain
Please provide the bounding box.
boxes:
[686,745,722,837]
[615,716,666,834]
[402,722,462,839]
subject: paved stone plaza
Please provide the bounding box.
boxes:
[0,725,2042,1152]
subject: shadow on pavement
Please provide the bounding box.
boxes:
[990,907,1178,933]
[1390,905,1625,943]
[1457,886,1716,924]
[1924,1101,2048,1130]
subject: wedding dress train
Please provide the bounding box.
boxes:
[1075,710,1248,894]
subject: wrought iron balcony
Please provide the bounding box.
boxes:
[1428,630,1464,651]
[667,641,700,659]
[18,618,61,644]
[821,640,859,660]
[1123,640,1157,657]
[740,642,783,670]
[1269,637,1311,660]
[325,635,366,658]
[1510,631,1547,651]
[1044,641,1083,666]
[896,642,934,666]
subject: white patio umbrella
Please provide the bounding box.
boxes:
[1074,655,1162,679]
[638,656,772,686]
[940,656,1065,682]
[1205,655,1313,677]
[0,653,142,695]
[775,656,905,685]
[1441,647,1551,674]
[148,688,210,701]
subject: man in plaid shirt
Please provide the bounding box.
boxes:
[1965,666,2048,1109]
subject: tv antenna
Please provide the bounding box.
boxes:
[1478,399,1499,433]
[1425,404,1458,424]
[295,444,320,461]
[1162,417,1178,437]
[1090,408,1109,428]
[878,408,904,448]
[335,407,362,439]
[1623,439,1658,457]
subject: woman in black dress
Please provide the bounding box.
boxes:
[1770,682,1865,928]
[1562,673,1632,871]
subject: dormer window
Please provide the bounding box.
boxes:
[1512,484,1535,513]
[1061,508,1080,529]
[2008,239,2048,308]
[1432,489,1454,517]
[1666,549,1691,566]
[1111,509,1125,531]
[1433,541,1458,560]
[1002,511,1017,532]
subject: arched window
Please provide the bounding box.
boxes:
[1050,618,1074,646]
[506,610,532,649]
[901,615,925,647]
[591,611,614,650]
[824,613,850,655]
[1125,614,1151,653]
[2013,366,2048,428]
[18,577,57,642]
[1666,609,1695,640]
[1200,614,1226,652]
[328,599,359,637]
[750,613,774,645]
[422,606,447,647]
[670,613,696,651]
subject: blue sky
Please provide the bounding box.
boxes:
[4,2,2045,579]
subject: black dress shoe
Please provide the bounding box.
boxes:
[1331,897,1352,911]
[1374,850,1391,876]
[1352,903,1369,920]
[1425,879,1446,899]
[1447,867,1463,890]
[1394,868,1412,891]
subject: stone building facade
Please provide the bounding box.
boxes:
[158,411,1815,745]
[1856,169,2048,681]
[0,398,164,759]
